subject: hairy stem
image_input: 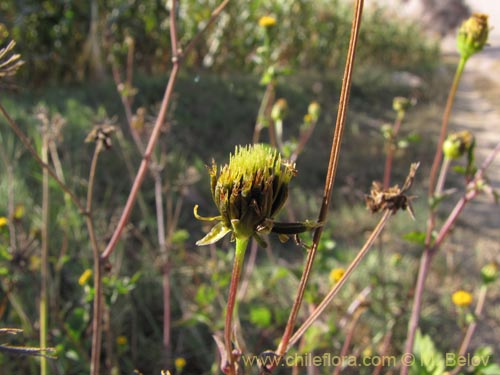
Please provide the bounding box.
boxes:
[276,0,364,358]
[224,237,249,374]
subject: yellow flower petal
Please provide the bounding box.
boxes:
[452,290,473,307]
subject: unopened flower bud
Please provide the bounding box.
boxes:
[307,101,321,122]
[392,97,411,114]
[442,130,474,160]
[481,262,499,284]
[271,98,288,122]
[457,13,489,59]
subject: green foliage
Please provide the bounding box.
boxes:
[411,330,446,375]
[1,0,439,84]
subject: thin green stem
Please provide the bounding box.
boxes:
[253,83,275,144]
[275,0,364,358]
[223,237,249,375]
[435,157,451,197]
[40,135,49,375]
[427,56,467,197]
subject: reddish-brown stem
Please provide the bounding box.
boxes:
[333,309,365,375]
[275,0,364,358]
[101,0,230,261]
[101,62,180,261]
[287,209,391,351]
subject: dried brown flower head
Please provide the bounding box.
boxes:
[365,163,420,219]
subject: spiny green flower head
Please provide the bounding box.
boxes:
[457,13,489,60]
[195,144,297,246]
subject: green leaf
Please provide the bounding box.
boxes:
[479,364,500,375]
[249,306,272,328]
[195,222,231,246]
[411,330,445,375]
[403,231,426,245]
[172,229,189,245]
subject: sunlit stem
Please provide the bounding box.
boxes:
[435,157,451,197]
[224,237,249,374]
[427,55,467,198]
[40,133,49,375]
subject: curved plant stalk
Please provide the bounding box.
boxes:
[223,237,249,375]
[275,0,364,358]
[427,56,467,197]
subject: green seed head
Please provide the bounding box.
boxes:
[196,144,296,244]
[442,130,474,160]
[392,97,411,115]
[271,99,288,122]
[457,13,489,60]
[307,101,321,122]
[481,262,499,285]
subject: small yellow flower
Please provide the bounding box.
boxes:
[175,357,186,370]
[0,216,8,227]
[329,268,345,284]
[14,204,25,220]
[116,335,128,346]
[78,269,92,286]
[258,16,277,28]
[452,290,473,307]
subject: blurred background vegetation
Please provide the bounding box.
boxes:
[2,1,497,375]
